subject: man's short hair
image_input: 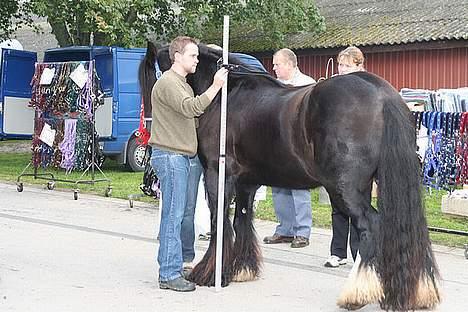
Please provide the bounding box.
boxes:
[169,36,199,63]
[273,48,298,68]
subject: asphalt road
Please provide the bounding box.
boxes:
[0,182,467,312]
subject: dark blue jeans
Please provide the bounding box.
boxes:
[181,155,203,263]
[151,147,189,282]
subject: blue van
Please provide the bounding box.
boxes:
[43,46,147,171]
[0,48,37,139]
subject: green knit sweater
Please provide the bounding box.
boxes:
[149,69,211,156]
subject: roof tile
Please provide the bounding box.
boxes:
[231,0,468,52]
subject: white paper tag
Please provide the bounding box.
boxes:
[69,63,89,89]
[39,123,56,147]
[39,67,55,85]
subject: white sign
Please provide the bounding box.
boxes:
[39,123,56,147]
[39,67,55,85]
[70,63,89,89]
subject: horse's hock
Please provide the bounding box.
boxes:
[441,188,468,217]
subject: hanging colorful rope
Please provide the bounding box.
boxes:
[455,112,468,184]
[31,113,45,168]
[421,111,467,190]
[59,118,77,173]
[52,119,65,167]
[437,113,457,190]
[30,60,104,173]
[423,112,442,189]
[74,117,92,171]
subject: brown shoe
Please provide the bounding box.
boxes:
[291,236,309,248]
[263,234,294,244]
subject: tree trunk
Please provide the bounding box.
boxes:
[48,19,72,47]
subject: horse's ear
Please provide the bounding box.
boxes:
[198,44,212,57]
[199,43,222,63]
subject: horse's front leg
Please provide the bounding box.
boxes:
[188,167,235,287]
[231,184,262,282]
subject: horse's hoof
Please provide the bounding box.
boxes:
[231,268,258,282]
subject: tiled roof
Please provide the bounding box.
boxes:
[230,0,468,52]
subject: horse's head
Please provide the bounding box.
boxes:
[151,44,221,96]
[187,44,223,96]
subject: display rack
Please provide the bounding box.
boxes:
[16,60,111,199]
[411,110,468,259]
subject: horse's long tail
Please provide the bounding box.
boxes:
[377,94,440,310]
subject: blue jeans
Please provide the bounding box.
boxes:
[271,187,312,238]
[181,155,203,263]
[151,147,189,282]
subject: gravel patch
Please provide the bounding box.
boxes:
[0,141,32,153]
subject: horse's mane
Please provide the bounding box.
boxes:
[138,41,158,117]
[197,44,300,91]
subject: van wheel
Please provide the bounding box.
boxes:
[127,137,146,172]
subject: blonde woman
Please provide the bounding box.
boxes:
[337,46,365,75]
[324,46,365,268]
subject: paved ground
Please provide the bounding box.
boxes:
[0,141,30,153]
[0,182,467,312]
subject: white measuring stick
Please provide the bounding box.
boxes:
[215,15,229,292]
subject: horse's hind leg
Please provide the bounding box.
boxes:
[328,184,384,310]
[188,168,235,287]
[231,184,262,282]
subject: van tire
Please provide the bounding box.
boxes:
[127,137,146,172]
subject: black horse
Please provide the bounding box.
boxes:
[139,42,440,311]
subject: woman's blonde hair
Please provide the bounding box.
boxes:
[337,46,365,67]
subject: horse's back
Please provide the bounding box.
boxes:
[199,71,406,189]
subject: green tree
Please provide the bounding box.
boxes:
[28,0,323,48]
[179,0,325,49]
[0,0,35,41]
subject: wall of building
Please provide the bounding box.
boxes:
[366,47,468,90]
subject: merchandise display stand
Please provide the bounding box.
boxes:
[16,60,111,200]
[410,109,468,259]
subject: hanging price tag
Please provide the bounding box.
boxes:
[39,123,56,147]
[39,67,55,85]
[69,63,89,89]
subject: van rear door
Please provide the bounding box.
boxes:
[0,48,36,138]
[92,47,114,138]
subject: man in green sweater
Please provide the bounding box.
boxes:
[149,36,228,292]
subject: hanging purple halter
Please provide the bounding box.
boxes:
[60,118,77,172]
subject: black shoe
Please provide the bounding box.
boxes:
[291,236,309,248]
[159,276,195,292]
[263,234,294,244]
